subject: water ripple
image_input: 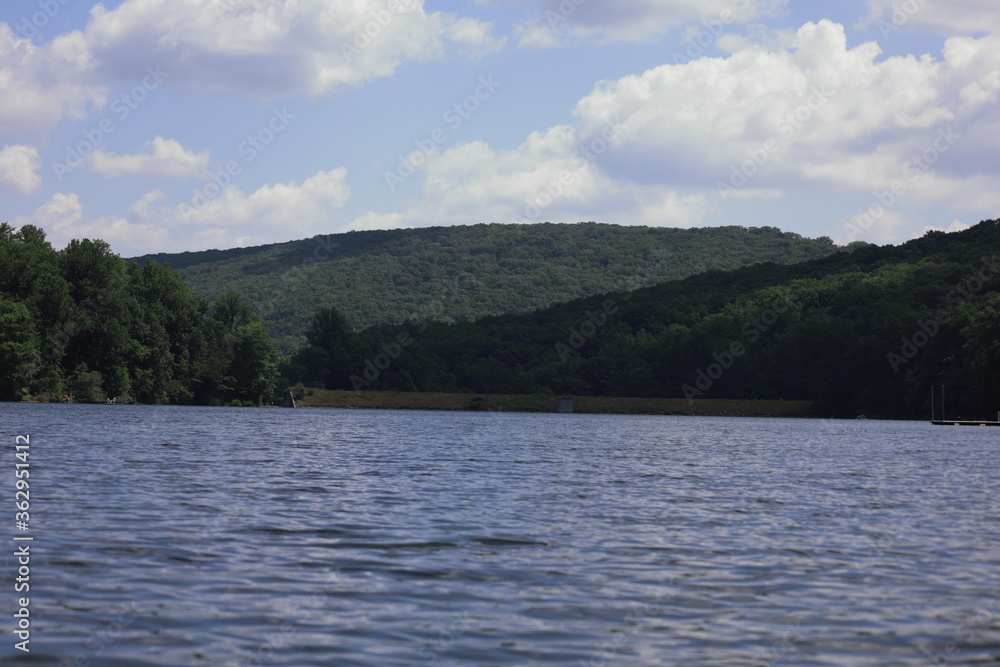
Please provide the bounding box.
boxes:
[2,405,999,665]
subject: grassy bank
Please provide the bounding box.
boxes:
[295,390,814,417]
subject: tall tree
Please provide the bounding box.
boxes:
[295,306,365,390]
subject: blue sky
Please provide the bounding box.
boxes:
[1,0,998,256]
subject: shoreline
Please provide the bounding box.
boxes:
[295,390,815,417]
[5,392,817,417]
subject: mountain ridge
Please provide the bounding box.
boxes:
[302,220,1000,419]
[135,222,839,354]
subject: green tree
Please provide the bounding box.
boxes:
[68,363,105,403]
[0,298,40,401]
[296,306,366,390]
[211,292,258,331]
[200,293,280,404]
[229,322,279,404]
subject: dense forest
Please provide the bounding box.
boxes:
[139,223,839,354]
[290,220,1000,420]
[0,223,278,405]
[6,219,999,417]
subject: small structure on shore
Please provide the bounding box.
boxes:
[929,384,1000,425]
[557,398,574,413]
[282,389,296,408]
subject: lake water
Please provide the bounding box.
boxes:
[1,404,999,666]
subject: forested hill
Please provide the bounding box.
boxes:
[292,220,1000,420]
[137,223,838,354]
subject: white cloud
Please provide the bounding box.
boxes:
[347,211,407,232]
[348,19,1000,239]
[633,190,709,227]
[718,187,783,200]
[176,168,351,228]
[80,0,502,98]
[19,168,352,255]
[861,0,1000,36]
[351,124,708,231]
[0,24,104,142]
[17,192,89,240]
[512,0,784,47]
[84,137,210,178]
[923,220,971,235]
[568,21,1000,205]
[0,145,42,195]
[836,207,908,245]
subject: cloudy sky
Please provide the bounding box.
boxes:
[1,0,998,256]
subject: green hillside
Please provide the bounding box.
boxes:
[8,218,998,418]
[138,223,837,354]
[293,220,1000,420]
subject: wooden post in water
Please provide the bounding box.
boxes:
[931,386,935,421]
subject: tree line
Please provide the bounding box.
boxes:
[0,223,278,405]
[290,220,1000,420]
[6,218,999,418]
